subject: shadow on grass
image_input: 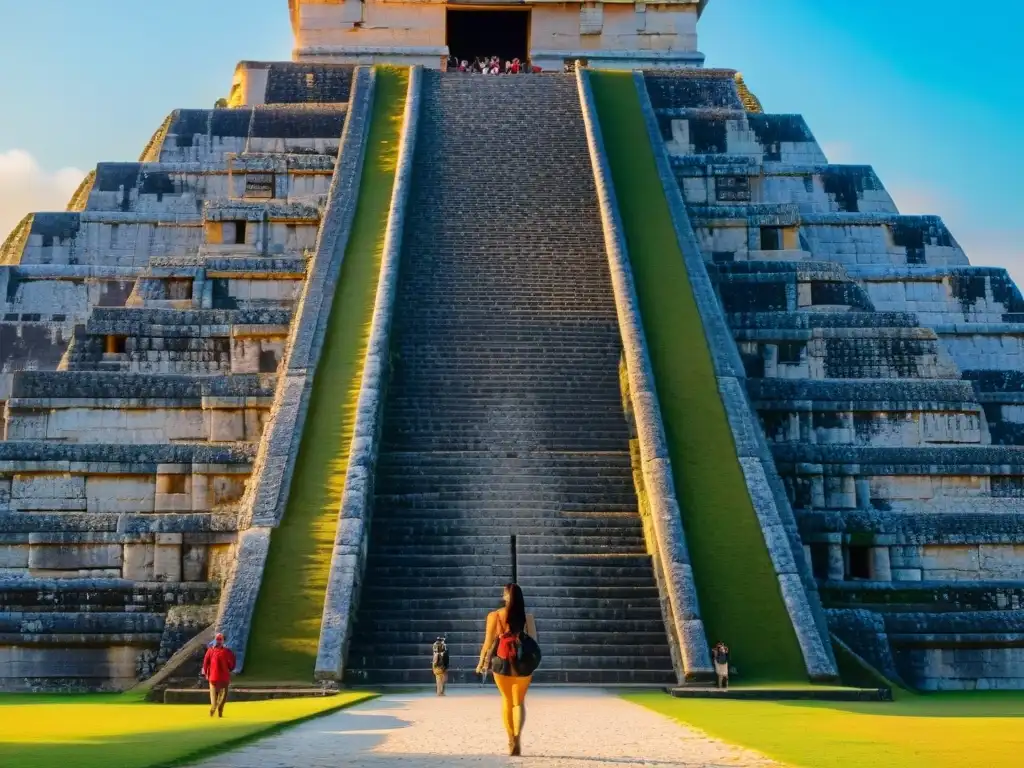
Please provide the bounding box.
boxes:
[776,690,1024,718]
[0,693,385,768]
[0,691,145,707]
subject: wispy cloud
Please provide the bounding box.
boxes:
[0,149,86,241]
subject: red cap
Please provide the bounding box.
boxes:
[215,633,225,642]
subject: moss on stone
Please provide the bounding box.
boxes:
[242,67,409,682]
[590,71,806,682]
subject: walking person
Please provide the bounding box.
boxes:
[713,641,730,690]
[202,632,236,718]
[475,583,542,756]
[432,635,450,696]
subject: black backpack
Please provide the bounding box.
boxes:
[432,639,450,671]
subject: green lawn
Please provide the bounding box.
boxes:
[0,691,375,768]
[589,71,806,682]
[244,66,410,681]
[627,690,1024,768]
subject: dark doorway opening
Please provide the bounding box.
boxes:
[446,9,529,65]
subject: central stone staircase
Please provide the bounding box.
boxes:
[343,72,675,685]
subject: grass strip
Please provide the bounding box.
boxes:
[0,691,376,768]
[244,67,409,681]
[626,690,1024,768]
[589,71,805,682]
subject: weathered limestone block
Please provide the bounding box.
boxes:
[123,542,154,581]
[28,542,122,571]
[154,533,183,582]
[190,473,210,511]
[230,332,286,374]
[979,545,1024,580]
[0,645,145,690]
[207,473,248,510]
[206,542,234,583]
[870,546,892,581]
[0,544,28,568]
[8,406,210,445]
[920,545,980,580]
[182,544,208,582]
[12,474,86,512]
[209,409,246,441]
[85,476,155,514]
[911,647,1024,691]
[827,541,844,581]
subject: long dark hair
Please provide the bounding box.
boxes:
[504,583,527,635]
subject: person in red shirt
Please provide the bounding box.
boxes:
[202,632,236,718]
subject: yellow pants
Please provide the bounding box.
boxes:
[209,683,229,716]
[493,673,532,738]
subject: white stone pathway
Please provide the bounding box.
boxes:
[192,688,782,767]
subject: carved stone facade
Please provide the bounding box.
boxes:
[0,62,358,691]
[645,68,1024,690]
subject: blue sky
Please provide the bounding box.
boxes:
[0,0,1020,280]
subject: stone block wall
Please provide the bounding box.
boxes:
[0,65,358,690]
[644,68,1024,690]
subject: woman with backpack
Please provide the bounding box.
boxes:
[475,583,542,756]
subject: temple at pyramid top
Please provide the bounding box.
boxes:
[286,0,710,70]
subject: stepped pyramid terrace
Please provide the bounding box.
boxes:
[0,0,1021,696]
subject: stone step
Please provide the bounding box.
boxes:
[368,538,645,556]
[376,452,633,469]
[343,668,675,685]
[362,574,659,589]
[356,618,669,634]
[370,495,638,507]
[371,509,639,522]
[395,318,620,331]
[393,346,620,357]
[374,474,634,486]
[381,416,628,429]
[355,608,667,626]
[380,424,629,437]
[356,596,664,613]
[370,520,643,536]
[350,629,671,647]
[375,480,636,496]
[0,582,219,612]
[348,642,670,658]
[363,565,513,579]
[344,654,674,671]
[347,71,669,684]
[382,401,628,414]
[359,585,659,601]
[369,535,645,550]
[395,324,622,337]
[0,611,165,633]
[377,450,632,462]
[375,490,637,505]
[380,438,631,452]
